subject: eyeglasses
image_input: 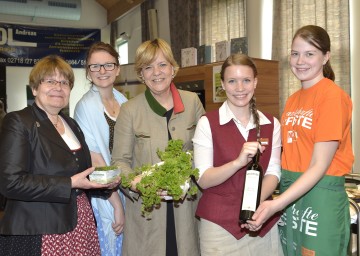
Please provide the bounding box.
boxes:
[88,63,117,72]
[41,79,71,88]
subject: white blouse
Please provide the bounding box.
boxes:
[59,116,81,150]
[192,101,281,180]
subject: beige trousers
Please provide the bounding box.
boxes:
[199,218,284,256]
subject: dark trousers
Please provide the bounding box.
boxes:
[0,194,6,210]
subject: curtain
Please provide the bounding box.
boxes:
[140,0,155,42]
[199,0,246,61]
[168,0,199,65]
[272,0,350,113]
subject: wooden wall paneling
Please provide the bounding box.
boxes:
[174,59,279,119]
[96,0,144,24]
[174,65,206,83]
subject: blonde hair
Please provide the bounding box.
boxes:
[134,38,179,80]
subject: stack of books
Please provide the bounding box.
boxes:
[197,45,212,65]
[215,40,230,62]
[230,37,248,55]
[181,47,197,67]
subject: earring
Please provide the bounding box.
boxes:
[139,76,145,84]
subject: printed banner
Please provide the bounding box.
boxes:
[0,23,100,68]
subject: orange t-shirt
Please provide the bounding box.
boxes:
[281,78,354,176]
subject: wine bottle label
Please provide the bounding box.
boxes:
[241,170,260,211]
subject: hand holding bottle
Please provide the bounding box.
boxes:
[233,142,265,170]
[241,198,283,232]
[196,141,265,190]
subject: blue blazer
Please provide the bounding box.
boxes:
[0,103,92,235]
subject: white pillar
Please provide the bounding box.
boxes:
[350,0,360,172]
[246,0,273,59]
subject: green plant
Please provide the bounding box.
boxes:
[94,166,118,171]
[120,139,199,216]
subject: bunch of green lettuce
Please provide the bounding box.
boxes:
[121,139,199,216]
[94,166,118,171]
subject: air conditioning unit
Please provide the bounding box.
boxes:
[0,0,81,21]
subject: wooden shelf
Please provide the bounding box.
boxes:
[173,59,279,119]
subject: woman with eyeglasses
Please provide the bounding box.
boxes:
[74,42,128,256]
[0,55,118,255]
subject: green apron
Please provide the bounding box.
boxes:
[278,170,350,256]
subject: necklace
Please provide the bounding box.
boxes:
[110,97,116,114]
[52,115,59,128]
[103,96,117,115]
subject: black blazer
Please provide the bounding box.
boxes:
[0,104,92,235]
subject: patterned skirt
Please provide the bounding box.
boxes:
[0,193,100,256]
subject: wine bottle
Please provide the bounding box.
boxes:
[239,149,263,224]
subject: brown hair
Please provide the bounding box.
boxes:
[293,25,335,81]
[220,54,261,139]
[134,38,179,80]
[85,42,120,78]
[29,55,74,90]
